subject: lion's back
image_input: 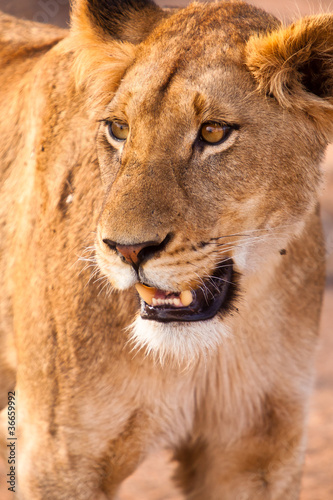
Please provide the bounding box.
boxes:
[0,13,68,176]
[0,12,66,49]
[0,15,68,404]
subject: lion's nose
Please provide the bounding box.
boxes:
[103,235,171,267]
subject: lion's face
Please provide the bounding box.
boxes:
[89,3,324,358]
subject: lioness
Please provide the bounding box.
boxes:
[0,0,331,498]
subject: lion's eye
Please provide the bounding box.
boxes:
[200,122,232,145]
[107,121,129,142]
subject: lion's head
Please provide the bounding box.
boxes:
[70,0,333,361]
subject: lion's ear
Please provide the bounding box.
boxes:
[71,0,163,44]
[246,15,333,139]
[69,0,164,111]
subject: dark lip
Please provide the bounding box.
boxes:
[140,259,234,323]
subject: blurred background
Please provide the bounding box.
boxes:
[0,1,332,499]
[0,0,333,27]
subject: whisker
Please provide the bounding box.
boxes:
[211,276,234,286]
[210,223,293,241]
[93,274,109,285]
[98,279,110,296]
[84,267,101,289]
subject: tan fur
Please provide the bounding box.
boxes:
[0,1,330,499]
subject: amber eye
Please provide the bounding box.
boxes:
[107,121,129,142]
[200,122,232,145]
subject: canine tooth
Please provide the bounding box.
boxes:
[180,290,193,307]
[135,283,156,306]
[174,298,181,306]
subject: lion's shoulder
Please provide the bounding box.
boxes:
[0,11,67,63]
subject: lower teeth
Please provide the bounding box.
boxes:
[152,297,181,307]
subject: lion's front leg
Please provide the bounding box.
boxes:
[16,425,139,500]
[174,407,306,500]
[16,425,116,500]
[174,440,304,500]
[14,390,145,500]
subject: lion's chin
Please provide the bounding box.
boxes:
[128,315,232,366]
[135,259,235,323]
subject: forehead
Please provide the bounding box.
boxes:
[141,1,279,61]
[110,2,279,118]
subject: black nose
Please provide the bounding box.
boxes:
[103,234,171,267]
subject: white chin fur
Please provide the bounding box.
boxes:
[128,314,231,366]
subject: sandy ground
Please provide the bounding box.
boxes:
[0,1,332,499]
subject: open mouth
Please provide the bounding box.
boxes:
[135,259,234,323]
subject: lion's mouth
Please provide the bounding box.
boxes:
[135,259,234,323]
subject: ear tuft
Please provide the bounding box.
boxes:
[68,0,163,113]
[70,36,136,112]
[246,15,333,138]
